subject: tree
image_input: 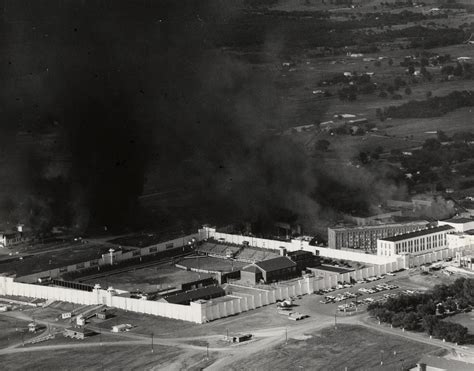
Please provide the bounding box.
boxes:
[453,63,463,77]
[402,312,419,331]
[388,58,393,66]
[426,91,432,98]
[407,65,415,75]
[374,146,384,155]
[421,315,438,335]
[315,139,330,152]
[358,151,369,164]
[405,87,412,95]
[463,278,474,304]
[437,130,450,142]
[423,138,441,151]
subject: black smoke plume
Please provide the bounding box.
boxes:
[0,0,405,234]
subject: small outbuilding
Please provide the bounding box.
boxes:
[96,310,113,320]
[64,327,94,340]
[28,323,39,333]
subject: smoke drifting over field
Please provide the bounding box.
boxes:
[0,0,405,233]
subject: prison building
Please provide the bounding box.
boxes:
[240,256,298,285]
[377,225,454,257]
[328,221,428,251]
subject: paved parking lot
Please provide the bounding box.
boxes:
[279,268,425,318]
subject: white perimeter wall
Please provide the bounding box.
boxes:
[198,227,398,265]
[0,276,203,323]
[0,228,465,324]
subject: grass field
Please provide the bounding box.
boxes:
[229,324,441,370]
[444,312,474,333]
[0,344,202,371]
[0,316,37,349]
[81,263,213,292]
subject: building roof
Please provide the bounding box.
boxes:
[312,265,354,274]
[329,220,428,232]
[288,250,313,257]
[241,265,262,274]
[441,218,474,224]
[380,225,454,242]
[417,355,474,371]
[164,285,225,304]
[65,327,86,334]
[255,256,297,273]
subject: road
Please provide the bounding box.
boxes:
[1,279,474,370]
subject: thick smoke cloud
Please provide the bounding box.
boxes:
[0,0,407,234]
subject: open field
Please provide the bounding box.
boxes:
[0,316,38,349]
[81,263,213,292]
[229,324,441,370]
[444,312,474,333]
[0,343,202,371]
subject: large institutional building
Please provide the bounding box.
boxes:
[328,221,428,251]
[376,225,454,257]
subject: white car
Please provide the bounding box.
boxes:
[386,272,396,276]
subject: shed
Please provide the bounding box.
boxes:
[63,327,93,340]
[28,323,39,333]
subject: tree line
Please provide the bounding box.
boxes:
[368,277,474,344]
[383,90,474,119]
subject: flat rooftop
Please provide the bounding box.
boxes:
[311,265,354,274]
[380,225,454,242]
[441,218,474,224]
[329,220,428,231]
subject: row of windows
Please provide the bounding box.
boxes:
[378,232,448,256]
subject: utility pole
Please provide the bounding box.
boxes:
[334,312,337,329]
[151,332,154,353]
[285,327,288,344]
[206,344,209,360]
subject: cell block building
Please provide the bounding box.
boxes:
[377,225,454,257]
[328,221,428,251]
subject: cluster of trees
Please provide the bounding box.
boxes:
[441,62,474,79]
[368,277,474,344]
[408,27,466,49]
[395,134,474,188]
[336,74,377,101]
[375,81,418,106]
[358,146,384,164]
[383,91,474,119]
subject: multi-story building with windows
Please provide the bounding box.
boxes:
[328,221,428,252]
[377,225,454,257]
